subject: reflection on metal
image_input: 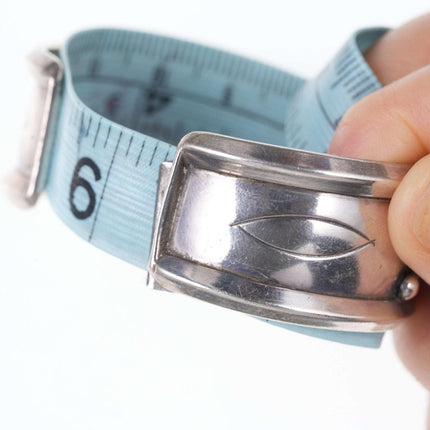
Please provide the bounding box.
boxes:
[150,132,418,332]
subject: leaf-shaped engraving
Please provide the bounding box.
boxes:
[232,215,374,260]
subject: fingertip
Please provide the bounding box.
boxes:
[327,100,382,160]
[389,154,430,285]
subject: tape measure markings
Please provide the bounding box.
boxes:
[149,141,159,166]
[134,138,145,166]
[315,87,336,130]
[91,117,101,148]
[335,46,353,67]
[336,55,357,77]
[284,29,384,153]
[85,116,92,138]
[346,74,371,93]
[88,129,123,241]
[73,74,286,132]
[125,133,134,158]
[102,125,110,149]
[77,109,85,148]
[331,44,379,101]
[68,31,304,99]
[331,51,358,88]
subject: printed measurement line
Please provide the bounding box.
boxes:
[336,49,353,68]
[85,116,92,137]
[149,141,159,166]
[89,130,123,241]
[77,110,85,150]
[352,82,376,100]
[74,75,285,131]
[343,69,365,87]
[336,57,357,76]
[103,125,111,148]
[315,86,335,130]
[93,117,101,147]
[330,66,359,90]
[347,74,371,93]
[135,139,146,166]
[126,134,134,157]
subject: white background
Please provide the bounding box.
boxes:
[1,1,430,429]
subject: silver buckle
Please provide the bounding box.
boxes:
[149,132,419,332]
[8,49,63,207]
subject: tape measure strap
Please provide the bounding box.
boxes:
[45,27,388,348]
[47,29,309,267]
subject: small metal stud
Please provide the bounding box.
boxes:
[398,274,420,301]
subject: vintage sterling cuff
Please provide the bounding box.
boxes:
[150,132,418,332]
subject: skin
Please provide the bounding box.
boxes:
[327,12,430,426]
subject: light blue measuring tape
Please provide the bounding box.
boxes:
[20,26,391,347]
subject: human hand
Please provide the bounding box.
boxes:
[328,12,430,419]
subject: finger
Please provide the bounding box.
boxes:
[364,12,430,85]
[329,64,430,282]
[328,71,430,383]
[329,12,430,163]
[328,12,430,278]
[391,155,430,390]
[326,16,430,391]
[328,65,430,163]
[389,152,430,283]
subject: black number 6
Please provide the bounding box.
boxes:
[69,157,101,219]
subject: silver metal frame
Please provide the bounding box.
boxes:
[8,49,63,206]
[150,132,418,332]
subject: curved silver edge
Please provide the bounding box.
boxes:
[178,132,411,199]
[151,256,413,332]
[8,49,63,207]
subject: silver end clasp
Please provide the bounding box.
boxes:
[8,49,63,207]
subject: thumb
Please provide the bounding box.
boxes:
[328,64,430,391]
[328,15,430,392]
[390,153,430,285]
[329,65,430,284]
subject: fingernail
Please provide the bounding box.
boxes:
[413,183,430,250]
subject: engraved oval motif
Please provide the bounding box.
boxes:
[233,215,374,259]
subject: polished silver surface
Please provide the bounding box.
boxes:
[8,49,63,207]
[150,132,417,332]
[149,162,174,293]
